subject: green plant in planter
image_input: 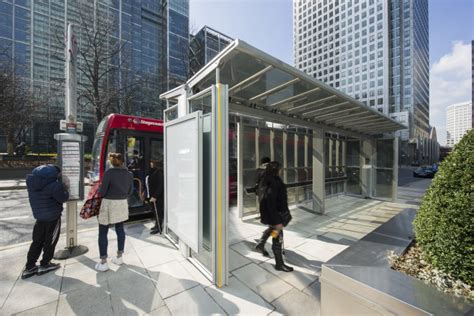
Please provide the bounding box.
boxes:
[414,129,474,286]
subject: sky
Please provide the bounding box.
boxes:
[190,0,473,146]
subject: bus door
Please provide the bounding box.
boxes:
[125,135,146,208]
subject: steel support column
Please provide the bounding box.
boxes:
[312,127,325,214]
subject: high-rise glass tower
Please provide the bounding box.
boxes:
[293,0,430,164]
[189,26,233,76]
[0,0,189,151]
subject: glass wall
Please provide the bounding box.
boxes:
[325,133,346,196]
[240,124,314,216]
[242,125,257,216]
[346,138,361,195]
[374,139,394,199]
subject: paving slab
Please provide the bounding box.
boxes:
[108,265,165,314]
[179,259,213,287]
[2,266,64,315]
[295,238,348,263]
[228,248,251,272]
[56,285,113,316]
[232,263,292,303]
[272,288,321,316]
[147,305,172,316]
[205,277,274,315]
[13,300,58,316]
[0,255,24,308]
[146,260,200,299]
[259,249,320,291]
[61,260,108,294]
[230,240,272,264]
[135,243,182,269]
[164,285,225,315]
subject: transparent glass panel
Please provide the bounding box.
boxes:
[376,139,394,168]
[286,169,296,184]
[347,167,361,195]
[324,138,330,178]
[259,128,271,162]
[192,114,212,271]
[189,92,212,114]
[286,133,295,167]
[287,187,297,204]
[307,136,313,167]
[297,135,305,167]
[126,136,145,207]
[274,130,284,164]
[297,168,307,182]
[375,169,393,198]
[331,139,337,177]
[243,126,256,169]
[243,169,257,216]
[346,139,360,167]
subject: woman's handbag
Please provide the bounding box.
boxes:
[80,191,102,219]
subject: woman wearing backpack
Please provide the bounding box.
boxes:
[95,153,133,272]
[257,161,293,272]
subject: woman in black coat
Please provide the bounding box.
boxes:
[257,161,293,272]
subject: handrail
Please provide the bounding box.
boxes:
[245,180,312,194]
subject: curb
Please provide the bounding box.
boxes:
[0,186,26,191]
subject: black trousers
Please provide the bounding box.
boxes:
[26,218,61,269]
[152,202,164,230]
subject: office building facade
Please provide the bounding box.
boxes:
[293,0,430,164]
[0,0,189,152]
[446,101,472,147]
[189,26,233,76]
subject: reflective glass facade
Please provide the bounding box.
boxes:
[294,0,430,161]
[189,26,233,76]
[0,0,189,151]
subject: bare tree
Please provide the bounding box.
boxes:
[0,48,41,155]
[66,2,143,124]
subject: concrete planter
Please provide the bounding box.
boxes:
[320,209,473,315]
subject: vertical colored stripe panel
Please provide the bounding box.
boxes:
[216,84,223,287]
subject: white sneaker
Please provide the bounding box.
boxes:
[111,256,123,265]
[95,262,109,272]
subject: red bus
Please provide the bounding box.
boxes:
[89,114,164,215]
[89,113,239,216]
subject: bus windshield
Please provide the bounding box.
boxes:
[90,136,103,182]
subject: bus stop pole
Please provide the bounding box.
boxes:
[54,24,88,259]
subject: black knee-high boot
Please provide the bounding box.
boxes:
[272,230,293,272]
[255,227,272,256]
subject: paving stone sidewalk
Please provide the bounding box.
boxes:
[0,196,413,315]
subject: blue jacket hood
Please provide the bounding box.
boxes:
[26,165,61,191]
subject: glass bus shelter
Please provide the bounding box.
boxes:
[160,39,405,287]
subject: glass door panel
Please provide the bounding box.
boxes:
[374,139,394,199]
[126,135,146,207]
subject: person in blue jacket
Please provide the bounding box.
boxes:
[21,165,69,279]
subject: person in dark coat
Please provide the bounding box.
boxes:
[146,160,164,234]
[257,161,293,272]
[254,157,272,256]
[22,165,69,279]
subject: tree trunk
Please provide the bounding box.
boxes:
[6,131,14,156]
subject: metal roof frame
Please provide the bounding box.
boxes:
[160,39,406,137]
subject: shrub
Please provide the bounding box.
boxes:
[413,129,474,286]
